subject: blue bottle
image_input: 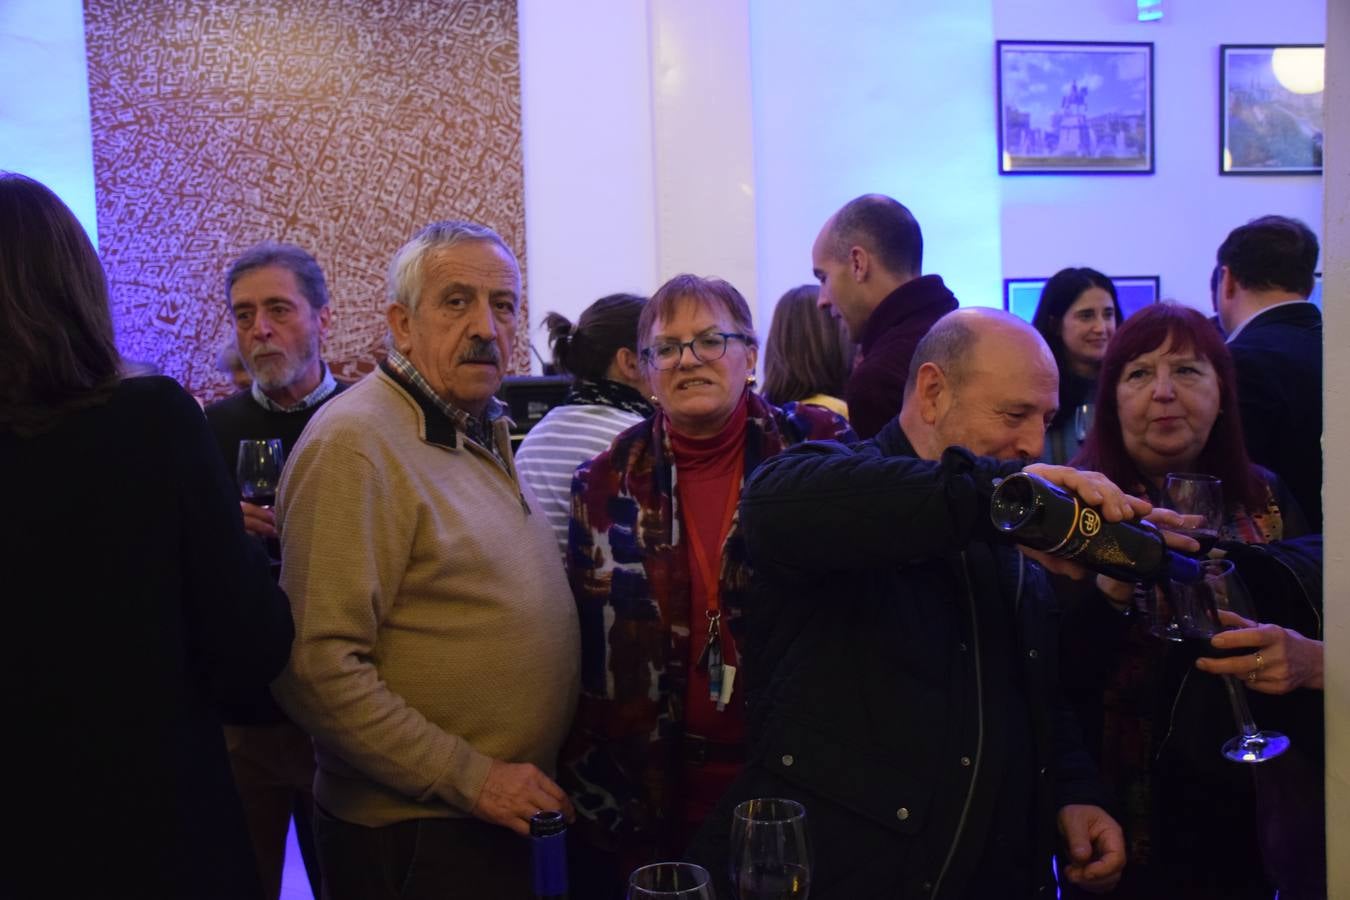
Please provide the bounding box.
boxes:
[530,810,568,900]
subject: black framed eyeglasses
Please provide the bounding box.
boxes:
[642,332,750,370]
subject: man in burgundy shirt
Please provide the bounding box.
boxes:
[811,194,958,438]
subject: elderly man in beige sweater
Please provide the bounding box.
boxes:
[272,220,580,899]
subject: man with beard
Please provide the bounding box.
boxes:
[204,242,344,900]
[271,221,580,899]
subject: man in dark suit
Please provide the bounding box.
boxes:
[810,194,958,439]
[1215,215,1322,529]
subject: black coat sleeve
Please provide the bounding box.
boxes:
[740,439,1021,575]
[167,383,295,705]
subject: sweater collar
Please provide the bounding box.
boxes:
[857,275,958,353]
[379,354,508,460]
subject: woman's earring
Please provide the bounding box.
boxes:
[745,374,757,387]
[649,395,660,405]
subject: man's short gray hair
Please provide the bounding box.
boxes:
[387,220,518,313]
[903,312,978,397]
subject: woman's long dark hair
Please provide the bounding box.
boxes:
[1072,303,1266,513]
[1031,267,1123,370]
[761,285,853,406]
[0,173,121,435]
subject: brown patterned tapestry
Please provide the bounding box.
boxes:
[84,0,527,401]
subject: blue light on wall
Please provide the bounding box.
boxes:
[1137,0,1163,23]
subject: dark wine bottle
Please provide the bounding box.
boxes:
[530,810,568,900]
[990,472,1202,583]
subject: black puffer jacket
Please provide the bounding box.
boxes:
[689,421,1108,900]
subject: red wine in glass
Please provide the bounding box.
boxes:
[237,439,284,508]
[240,487,276,508]
[1175,527,1220,555]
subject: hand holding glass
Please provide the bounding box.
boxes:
[1167,558,1290,763]
[237,439,284,508]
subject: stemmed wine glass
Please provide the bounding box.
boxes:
[729,798,811,900]
[236,439,284,508]
[1167,558,1290,764]
[1073,403,1095,444]
[1163,472,1224,555]
[237,438,284,563]
[1147,473,1225,641]
[627,862,716,899]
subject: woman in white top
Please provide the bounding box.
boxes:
[515,293,652,556]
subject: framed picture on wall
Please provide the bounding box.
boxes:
[1003,275,1160,323]
[1220,44,1324,175]
[996,40,1154,174]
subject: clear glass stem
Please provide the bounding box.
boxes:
[1222,674,1260,738]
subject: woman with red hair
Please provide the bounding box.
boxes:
[1060,302,1321,899]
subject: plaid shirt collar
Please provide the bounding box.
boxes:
[250,363,339,413]
[383,348,506,457]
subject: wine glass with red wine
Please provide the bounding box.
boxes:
[1167,558,1290,763]
[1163,473,1223,555]
[236,439,284,508]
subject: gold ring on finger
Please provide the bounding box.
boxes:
[1254,652,1264,672]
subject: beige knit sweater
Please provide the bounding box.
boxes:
[272,368,580,827]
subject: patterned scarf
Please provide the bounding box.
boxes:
[563,378,653,418]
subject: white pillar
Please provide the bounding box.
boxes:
[1322,0,1349,889]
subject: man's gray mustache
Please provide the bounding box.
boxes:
[459,342,500,364]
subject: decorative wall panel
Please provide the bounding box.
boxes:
[84,0,527,400]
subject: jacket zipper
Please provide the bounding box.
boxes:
[932,552,986,898]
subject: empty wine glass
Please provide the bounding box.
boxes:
[628,862,716,899]
[1073,403,1095,443]
[1163,472,1223,556]
[1166,558,1290,764]
[729,798,811,900]
[236,439,284,507]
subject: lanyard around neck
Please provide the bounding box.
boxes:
[679,475,742,616]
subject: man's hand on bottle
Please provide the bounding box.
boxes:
[1017,466,1199,581]
[1021,464,1152,523]
[472,760,576,836]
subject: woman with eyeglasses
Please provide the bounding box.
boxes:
[560,274,854,897]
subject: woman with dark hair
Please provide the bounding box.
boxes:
[561,274,854,896]
[0,172,293,899]
[760,284,853,418]
[1032,267,1123,463]
[515,292,654,555]
[1061,303,1318,899]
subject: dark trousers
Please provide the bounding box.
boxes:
[314,805,533,900]
[224,722,323,900]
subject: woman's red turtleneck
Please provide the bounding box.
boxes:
[668,391,749,835]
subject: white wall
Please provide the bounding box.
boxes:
[517,0,660,365]
[519,0,760,370]
[994,0,1326,309]
[1322,0,1348,892]
[0,0,97,242]
[749,0,1004,321]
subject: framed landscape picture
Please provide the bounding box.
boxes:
[1220,44,1324,175]
[1003,275,1160,323]
[997,40,1154,174]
